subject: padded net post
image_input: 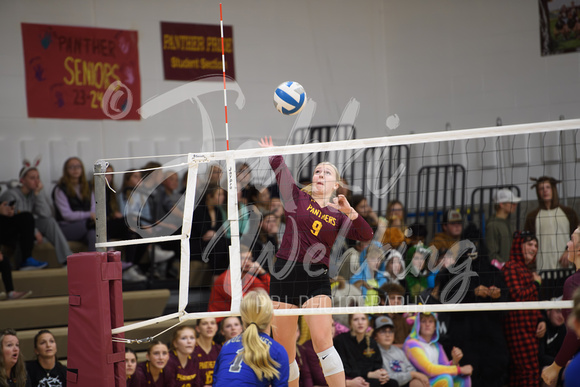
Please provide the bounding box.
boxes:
[67,251,125,387]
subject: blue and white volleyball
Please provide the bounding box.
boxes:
[273,81,307,115]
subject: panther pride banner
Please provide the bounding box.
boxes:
[21,23,141,120]
[161,21,235,81]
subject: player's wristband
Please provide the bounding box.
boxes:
[457,366,461,375]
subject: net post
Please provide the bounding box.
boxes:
[94,160,108,253]
[177,154,199,313]
[225,155,242,314]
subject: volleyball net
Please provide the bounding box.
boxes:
[92,118,580,337]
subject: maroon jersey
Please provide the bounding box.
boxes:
[269,155,373,267]
[137,361,171,387]
[165,350,201,387]
[193,342,221,386]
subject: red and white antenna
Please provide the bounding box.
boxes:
[220,3,230,150]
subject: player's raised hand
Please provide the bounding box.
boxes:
[259,136,274,148]
[328,194,359,220]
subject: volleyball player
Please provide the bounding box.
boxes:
[137,341,171,387]
[165,325,200,387]
[259,137,374,387]
[213,289,289,386]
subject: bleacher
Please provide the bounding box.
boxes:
[0,265,178,362]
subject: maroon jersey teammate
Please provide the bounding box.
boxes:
[259,136,373,387]
[194,317,222,386]
[165,325,201,387]
[137,341,171,387]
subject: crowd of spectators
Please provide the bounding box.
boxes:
[2,155,580,387]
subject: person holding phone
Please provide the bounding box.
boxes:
[0,160,72,268]
[0,192,47,271]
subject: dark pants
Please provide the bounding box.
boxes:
[0,212,35,268]
[0,255,14,293]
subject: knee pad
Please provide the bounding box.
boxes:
[317,346,344,377]
[289,359,300,382]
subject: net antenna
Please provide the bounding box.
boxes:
[220,3,230,151]
[94,117,579,337]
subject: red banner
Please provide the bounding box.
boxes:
[21,23,141,120]
[161,21,235,81]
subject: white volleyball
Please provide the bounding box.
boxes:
[273,81,307,115]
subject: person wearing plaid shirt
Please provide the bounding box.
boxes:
[502,231,546,387]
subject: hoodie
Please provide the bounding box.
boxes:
[403,313,459,378]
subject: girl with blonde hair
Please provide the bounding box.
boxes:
[213,289,289,386]
[164,325,199,387]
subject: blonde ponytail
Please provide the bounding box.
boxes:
[238,289,280,381]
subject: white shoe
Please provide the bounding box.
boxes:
[151,245,174,263]
[122,266,147,282]
[0,292,6,301]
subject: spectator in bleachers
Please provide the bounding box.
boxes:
[190,184,230,281]
[386,200,407,226]
[52,157,96,251]
[430,209,463,252]
[502,231,546,387]
[219,317,243,343]
[207,163,224,187]
[381,200,408,250]
[245,185,271,216]
[1,160,71,267]
[137,340,171,386]
[383,250,406,288]
[118,170,150,282]
[524,176,578,270]
[351,195,380,234]
[194,317,222,386]
[407,224,427,250]
[252,212,280,265]
[405,245,435,304]
[373,315,430,387]
[334,313,397,387]
[0,248,32,300]
[165,325,199,387]
[161,170,181,211]
[0,197,46,271]
[269,196,286,248]
[208,245,270,316]
[403,313,472,386]
[0,328,29,387]
[542,226,580,386]
[381,215,407,251]
[350,244,388,306]
[539,303,567,387]
[125,348,144,387]
[463,250,509,387]
[25,329,66,387]
[377,283,411,348]
[427,247,509,387]
[104,164,126,242]
[485,189,521,267]
[236,161,254,205]
[140,162,179,266]
[338,239,372,282]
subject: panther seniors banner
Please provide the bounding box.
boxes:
[161,21,235,81]
[21,23,141,120]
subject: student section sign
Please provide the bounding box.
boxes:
[21,23,141,120]
[161,21,235,81]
